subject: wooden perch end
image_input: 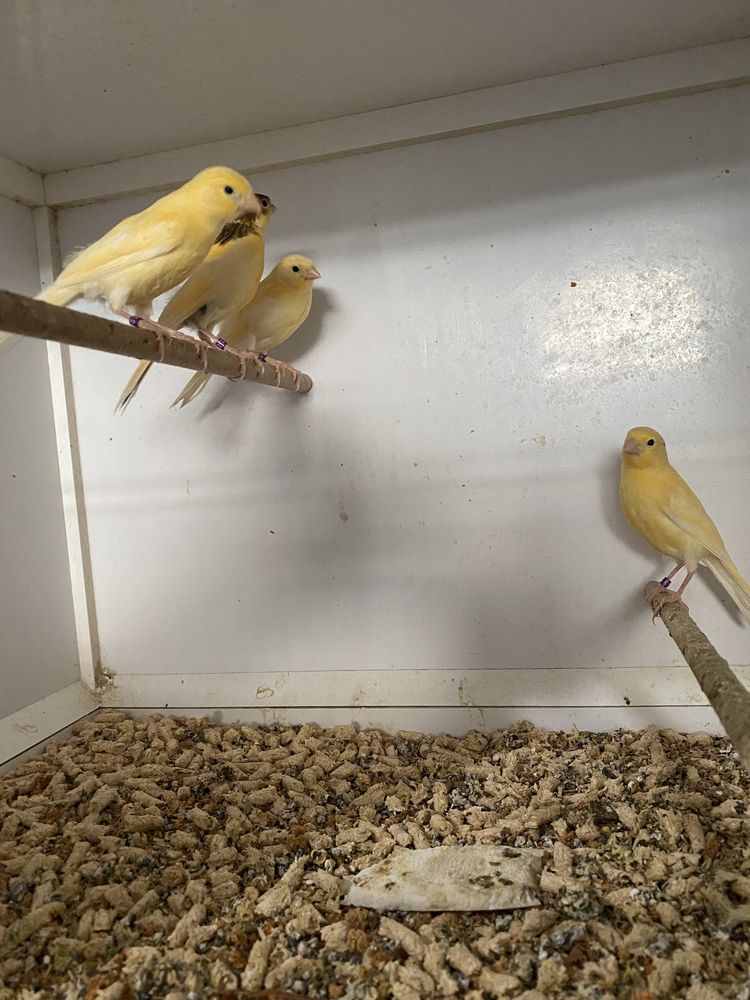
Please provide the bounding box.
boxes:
[645,580,750,773]
[0,289,312,394]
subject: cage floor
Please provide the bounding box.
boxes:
[1,712,749,999]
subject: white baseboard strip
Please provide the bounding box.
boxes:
[105,666,750,711]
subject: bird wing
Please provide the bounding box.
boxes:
[160,236,263,329]
[255,298,309,351]
[664,474,730,562]
[158,266,216,328]
[55,217,182,290]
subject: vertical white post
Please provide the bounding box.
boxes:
[35,206,101,692]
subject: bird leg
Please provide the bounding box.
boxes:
[227,349,265,381]
[115,310,199,362]
[228,349,247,381]
[208,334,261,380]
[194,339,209,372]
[116,310,194,341]
[646,568,695,620]
[659,561,685,589]
[197,326,219,346]
[208,338,265,381]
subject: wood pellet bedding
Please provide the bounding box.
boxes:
[0,712,749,999]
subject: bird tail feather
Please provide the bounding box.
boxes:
[37,285,79,307]
[703,554,750,623]
[1,285,78,353]
[115,360,154,413]
[171,372,212,409]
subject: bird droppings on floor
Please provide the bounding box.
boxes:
[1,712,749,999]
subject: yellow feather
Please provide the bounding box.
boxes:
[114,360,153,414]
[170,370,214,408]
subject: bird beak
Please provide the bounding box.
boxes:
[304,266,321,280]
[237,192,261,218]
[622,438,641,456]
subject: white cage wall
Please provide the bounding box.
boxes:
[0,196,78,716]
[2,40,750,765]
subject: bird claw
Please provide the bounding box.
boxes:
[120,310,204,362]
[226,347,252,381]
[246,352,265,378]
[231,348,248,381]
[118,312,167,361]
[266,357,300,388]
[194,339,209,372]
[645,582,687,621]
[197,327,217,346]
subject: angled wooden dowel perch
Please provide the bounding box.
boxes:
[645,581,750,773]
[0,289,312,393]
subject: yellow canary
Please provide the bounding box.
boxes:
[115,193,276,412]
[620,426,750,620]
[171,254,320,408]
[0,166,260,351]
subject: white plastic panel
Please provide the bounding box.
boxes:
[0,195,78,716]
[5,0,749,172]
[58,85,750,685]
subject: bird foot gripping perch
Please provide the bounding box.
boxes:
[119,311,208,367]
[645,580,689,621]
[207,335,263,381]
[256,353,302,390]
[230,347,265,382]
[213,341,303,389]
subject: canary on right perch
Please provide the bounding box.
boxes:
[620,426,750,620]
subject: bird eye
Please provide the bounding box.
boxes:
[292,265,300,272]
[224,185,234,195]
[647,439,655,447]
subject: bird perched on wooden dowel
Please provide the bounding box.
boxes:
[620,426,750,620]
[171,254,320,408]
[0,166,261,353]
[115,193,277,412]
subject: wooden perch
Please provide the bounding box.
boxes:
[0,289,312,394]
[645,581,750,772]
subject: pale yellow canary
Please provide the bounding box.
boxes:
[0,166,260,351]
[620,426,750,620]
[171,254,321,408]
[115,193,276,412]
